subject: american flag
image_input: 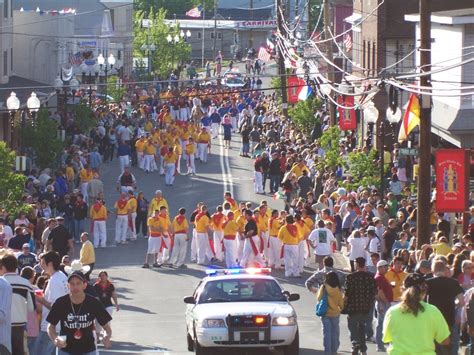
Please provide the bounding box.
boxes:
[69,52,82,65]
[343,33,352,52]
[258,46,271,62]
[186,5,203,18]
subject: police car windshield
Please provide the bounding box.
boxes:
[198,279,287,303]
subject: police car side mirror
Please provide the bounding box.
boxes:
[288,293,300,302]
[183,296,196,304]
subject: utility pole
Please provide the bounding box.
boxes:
[416,0,432,249]
[213,0,217,58]
[276,0,288,118]
[323,0,336,126]
[201,3,206,67]
[249,0,254,49]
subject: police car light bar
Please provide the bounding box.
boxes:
[205,268,272,276]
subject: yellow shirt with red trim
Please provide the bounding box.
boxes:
[197,132,210,144]
[269,218,283,236]
[303,217,314,230]
[174,143,183,155]
[185,143,196,155]
[195,214,210,233]
[172,216,189,233]
[223,198,239,212]
[79,169,93,183]
[256,215,268,233]
[157,214,171,232]
[148,197,169,216]
[278,224,301,245]
[236,215,246,233]
[223,220,239,237]
[126,197,137,213]
[147,216,162,236]
[289,163,310,178]
[296,221,310,241]
[211,213,225,232]
[114,199,129,215]
[90,204,107,220]
[144,141,156,155]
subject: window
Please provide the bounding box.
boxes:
[117,50,122,60]
[372,42,376,73]
[3,51,7,76]
[4,0,8,18]
[210,32,215,39]
[197,31,202,39]
[218,32,222,40]
[362,40,366,69]
[10,48,12,71]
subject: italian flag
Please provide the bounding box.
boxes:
[398,93,420,142]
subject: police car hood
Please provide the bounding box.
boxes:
[194,301,294,318]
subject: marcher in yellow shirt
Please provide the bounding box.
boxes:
[195,210,211,233]
[222,211,240,268]
[385,257,408,302]
[289,161,310,178]
[79,233,95,277]
[278,222,301,245]
[278,216,302,277]
[148,190,169,216]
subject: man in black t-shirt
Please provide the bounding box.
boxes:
[426,259,464,355]
[47,217,74,258]
[47,271,112,354]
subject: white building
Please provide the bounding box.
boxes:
[406,9,474,148]
[12,0,133,85]
[0,0,13,85]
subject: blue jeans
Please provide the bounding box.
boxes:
[64,217,74,236]
[375,302,389,349]
[241,142,249,154]
[269,174,280,192]
[321,315,340,354]
[57,350,96,355]
[347,312,371,353]
[74,219,85,242]
[35,331,55,355]
[366,305,374,339]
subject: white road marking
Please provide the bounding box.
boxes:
[219,133,228,193]
[218,131,233,196]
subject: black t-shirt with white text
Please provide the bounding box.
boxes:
[46,294,112,354]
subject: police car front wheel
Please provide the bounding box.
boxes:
[282,328,299,355]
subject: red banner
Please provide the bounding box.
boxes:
[287,76,302,104]
[435,149,469,213]
[338,96,357,130]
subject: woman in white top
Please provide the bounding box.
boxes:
[346,230,368,272]
[14,212,30,227]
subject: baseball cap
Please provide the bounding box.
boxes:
[404,273,427,289]
[376,260,389,268]
[22,243,30,249]
[55,216,64,221]
[367,226,376,232]
[67,271,86,282]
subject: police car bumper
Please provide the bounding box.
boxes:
[196,325,297,347]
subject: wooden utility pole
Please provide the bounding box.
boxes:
[323,0,336,126]
[416,0,432,249]
[276,0,289,118]
[213,0,217,57]
[249,0,254,49]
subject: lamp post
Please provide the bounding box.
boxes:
[140,43,157,76]
[55,75,80,123]
[97,53,116,101]
[167,31,190,73]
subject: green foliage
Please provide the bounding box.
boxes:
[134,8,192,77]
[308,0,324,34]
[21,110,64,170]
[315,126,344,171]
[134,0,214,17]
[288,96,322,133]
[343,149,380,191]
[72,105,96,133]
[0,142,28,218]
[107,76,126,102]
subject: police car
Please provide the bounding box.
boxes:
[184,268,300,354]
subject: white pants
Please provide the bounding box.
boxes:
[180,140,188,157]
[170,233,187,267]
[156,236,170,264]
[213,231,224,261]
[165,163,175,185]
[268,236,282,268]
[254,171,263,193]
[176,155,182,174]
[186,154,196,174]
[298,240,307,273]
[237,235,245,262]
[261,231,270,260]
[128,212,137,240]
[159,155,165,175]
[137,151,145,170]
[119,155,129,173]
[147,236,161,254]
[198,143,208,162]
[283,244,299,277]
[115,215,128,243]
[240,236,264,268]
[231,116,237,132]
[196,232,214,264]
[223,238,238,268]
[144,154,155,172]
[211,123,219,138]
[92,220,107,247]
[80,182,89,202]
[191,229,197,262]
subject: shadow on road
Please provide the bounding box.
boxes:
[119,304,156,314]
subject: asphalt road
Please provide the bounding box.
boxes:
[79,129,384,355]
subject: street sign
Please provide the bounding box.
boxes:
[399,148,419,156]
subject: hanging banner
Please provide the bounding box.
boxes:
[338,95,357,130]
[435,149,469,213]
[287,76,301,104]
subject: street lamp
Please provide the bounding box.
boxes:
[141,43,156,75]
[26,92,41,119]
[97,53,115,101]
[55,75,80,122]
[167,31,190,71]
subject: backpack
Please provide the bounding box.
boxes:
[315,286,329,317]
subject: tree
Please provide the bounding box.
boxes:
[343,149,380,191]
[134,8,192,77]
[21,110,64,170]
[315,126,344,171]
[0,142,28,218]
[134,0,214,18]
[72,104,96,134]
[107,76,126,102]
[288,96,322,133]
